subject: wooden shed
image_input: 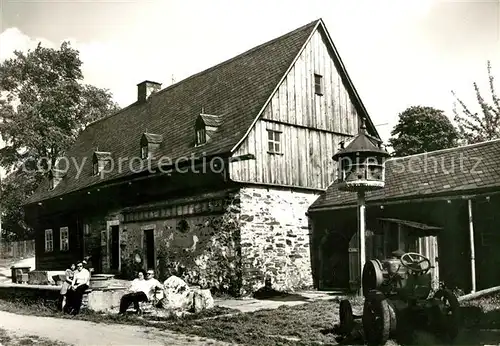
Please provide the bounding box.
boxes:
[308,139,500,293]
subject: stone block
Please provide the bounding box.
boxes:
[28,271,51,285]
[86,288,127,312]
[193,288,214,313]
[161,275,193,311]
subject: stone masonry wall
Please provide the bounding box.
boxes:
[119,193,242,296]
[239,186,319,294]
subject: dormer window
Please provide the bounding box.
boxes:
[140,133,163,159]
[196,127,206,145]
[92,151,112,176]
[92,161,99,176]
[141,145,149,159]
[195,113,222,146]
[48,169,64,190]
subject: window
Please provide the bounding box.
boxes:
[44,229,53,252]
[141,145,149,159]
[83,223,91,236]
[196,127,206,145]
[314,74,323,95]
[60,227,69,251]
[267,130,281,154]
[93,161,99,175]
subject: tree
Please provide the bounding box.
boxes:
[0,42,120,240]
[452,61,500,144]
[388,106,458,157]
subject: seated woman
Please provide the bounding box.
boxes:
[59,263,75,311]
[119,269,150,314]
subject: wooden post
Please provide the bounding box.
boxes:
[467,199,476,293]
[0,171,2,259]
[358,190,366,296]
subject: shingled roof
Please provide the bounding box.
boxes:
[309,139,500,212]
[26,18,378,205]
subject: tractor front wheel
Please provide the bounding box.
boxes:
[433,288,460,342]
[362,290,391,345]
[339,299,354,335]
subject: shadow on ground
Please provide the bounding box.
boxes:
[252,288,310,302]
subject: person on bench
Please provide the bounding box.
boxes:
[59,263,75,311]
[64,260,90,315]
[119,269,163,314]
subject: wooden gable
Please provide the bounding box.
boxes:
[229,24,373,190]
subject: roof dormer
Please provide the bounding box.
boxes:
[140,133,163,159]
[48,169,65,190]
[195,113,223,146]
[92,151,112,176]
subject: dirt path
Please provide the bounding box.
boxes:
[0,310,233,346]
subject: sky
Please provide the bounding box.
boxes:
[0,0,499,178]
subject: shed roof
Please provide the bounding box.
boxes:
[309,139,500,211]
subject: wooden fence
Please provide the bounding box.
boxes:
[0,240,36,259]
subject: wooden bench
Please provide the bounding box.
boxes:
[137,287,162,314]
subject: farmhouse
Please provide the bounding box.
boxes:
[24,18,381,295]
[308,139,500,294]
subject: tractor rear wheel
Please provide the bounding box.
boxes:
[339,299,354,335]
[434,288,460,342]
[362,290,391,345]
[387,300,397,334]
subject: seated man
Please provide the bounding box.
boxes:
[119,269,163,314]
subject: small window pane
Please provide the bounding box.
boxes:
[268,131,274,140]
[60,227,69,251]
[45,229,53,252]
[196,128,206,145]
[314,74,323,95]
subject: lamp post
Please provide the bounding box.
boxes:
[332,119,390,296]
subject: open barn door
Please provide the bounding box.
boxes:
[348,232,360,292]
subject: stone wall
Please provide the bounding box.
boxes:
[119,192,242,296]
[0,284,60,306]
[82,212,121,273]
[238,186,319,294]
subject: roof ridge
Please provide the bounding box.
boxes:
[148,19,321,99]
[83,19,321,131]
[386,138,500,162]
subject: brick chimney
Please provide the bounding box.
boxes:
[137,80,161,103]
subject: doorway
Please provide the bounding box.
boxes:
[110,225,120,271]
[318,229,350,290]
[144,229,155,271]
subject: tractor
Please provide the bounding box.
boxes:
[337,251,460,345]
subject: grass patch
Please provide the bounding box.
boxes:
[0,328,70,346]
[164,298,355,345]
[0,298,239,328]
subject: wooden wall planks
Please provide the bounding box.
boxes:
[230,30,362,190]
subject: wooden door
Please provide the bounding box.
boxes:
[419,235,439,289]
[144,229,155,271]
[348,232,360,291]
[110,226,120,271]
